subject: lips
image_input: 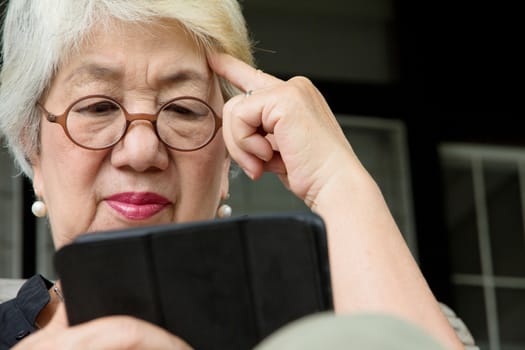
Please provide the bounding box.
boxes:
[106,192,171,220]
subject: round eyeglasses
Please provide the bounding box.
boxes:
[38,95,222,151]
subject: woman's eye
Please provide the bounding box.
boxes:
[166,104,194,115]
[164,102,209,118]
[77,101,120,115]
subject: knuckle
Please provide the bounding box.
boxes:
[255,69,266,80]
[286,76,314,97]
[288,75,313,88]
[231,108,245,122]
[222,99,235,116]
[223,95,243,117]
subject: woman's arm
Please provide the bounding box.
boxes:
[209,52,464,350]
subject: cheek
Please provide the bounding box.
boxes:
[189,145,226,191]
[175,137,228,218]
[184,128,227,173]
[39,122,107,244]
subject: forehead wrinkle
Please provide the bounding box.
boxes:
[65,64,123,87]
[152,68,211,92]
[59,62,213,103]
[66,64,210,89]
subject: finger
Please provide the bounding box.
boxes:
[208,52,281,93]
[221,97,265,179]
[265,133,279,152]
[238,133,274,162]
[222,88,286,179]
[262,152,287,175]
[227,99,274,162]
[65,316,193,349]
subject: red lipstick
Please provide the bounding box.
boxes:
[106,192,170,220]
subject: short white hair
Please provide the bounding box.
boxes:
[0,0,253,178]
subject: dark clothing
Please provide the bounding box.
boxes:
[0,275,52,349]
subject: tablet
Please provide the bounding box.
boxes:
[54,212,333,350]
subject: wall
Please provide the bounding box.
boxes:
[0,145,22,278]
[242,0,397,83]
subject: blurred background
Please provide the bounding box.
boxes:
[0,1,522,349]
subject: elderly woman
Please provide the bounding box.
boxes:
[0,1,463,349]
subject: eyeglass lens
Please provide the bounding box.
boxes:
[66,97,216,150]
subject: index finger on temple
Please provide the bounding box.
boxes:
[207,52,281,92]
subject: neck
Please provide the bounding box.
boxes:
[35,281,62,329]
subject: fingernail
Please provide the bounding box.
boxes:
[242,167,255,180]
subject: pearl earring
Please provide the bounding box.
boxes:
[32,200,47,218]
[217,204,232,218]
[217,193,232,218]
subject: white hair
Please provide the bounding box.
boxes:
[0,0,253,178]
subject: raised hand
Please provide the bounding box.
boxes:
[209,52,363,209]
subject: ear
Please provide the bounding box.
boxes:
[219,156,231,200]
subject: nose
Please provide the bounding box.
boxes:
[110,120,169,172]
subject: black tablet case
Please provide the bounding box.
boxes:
[54,212,332,350]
